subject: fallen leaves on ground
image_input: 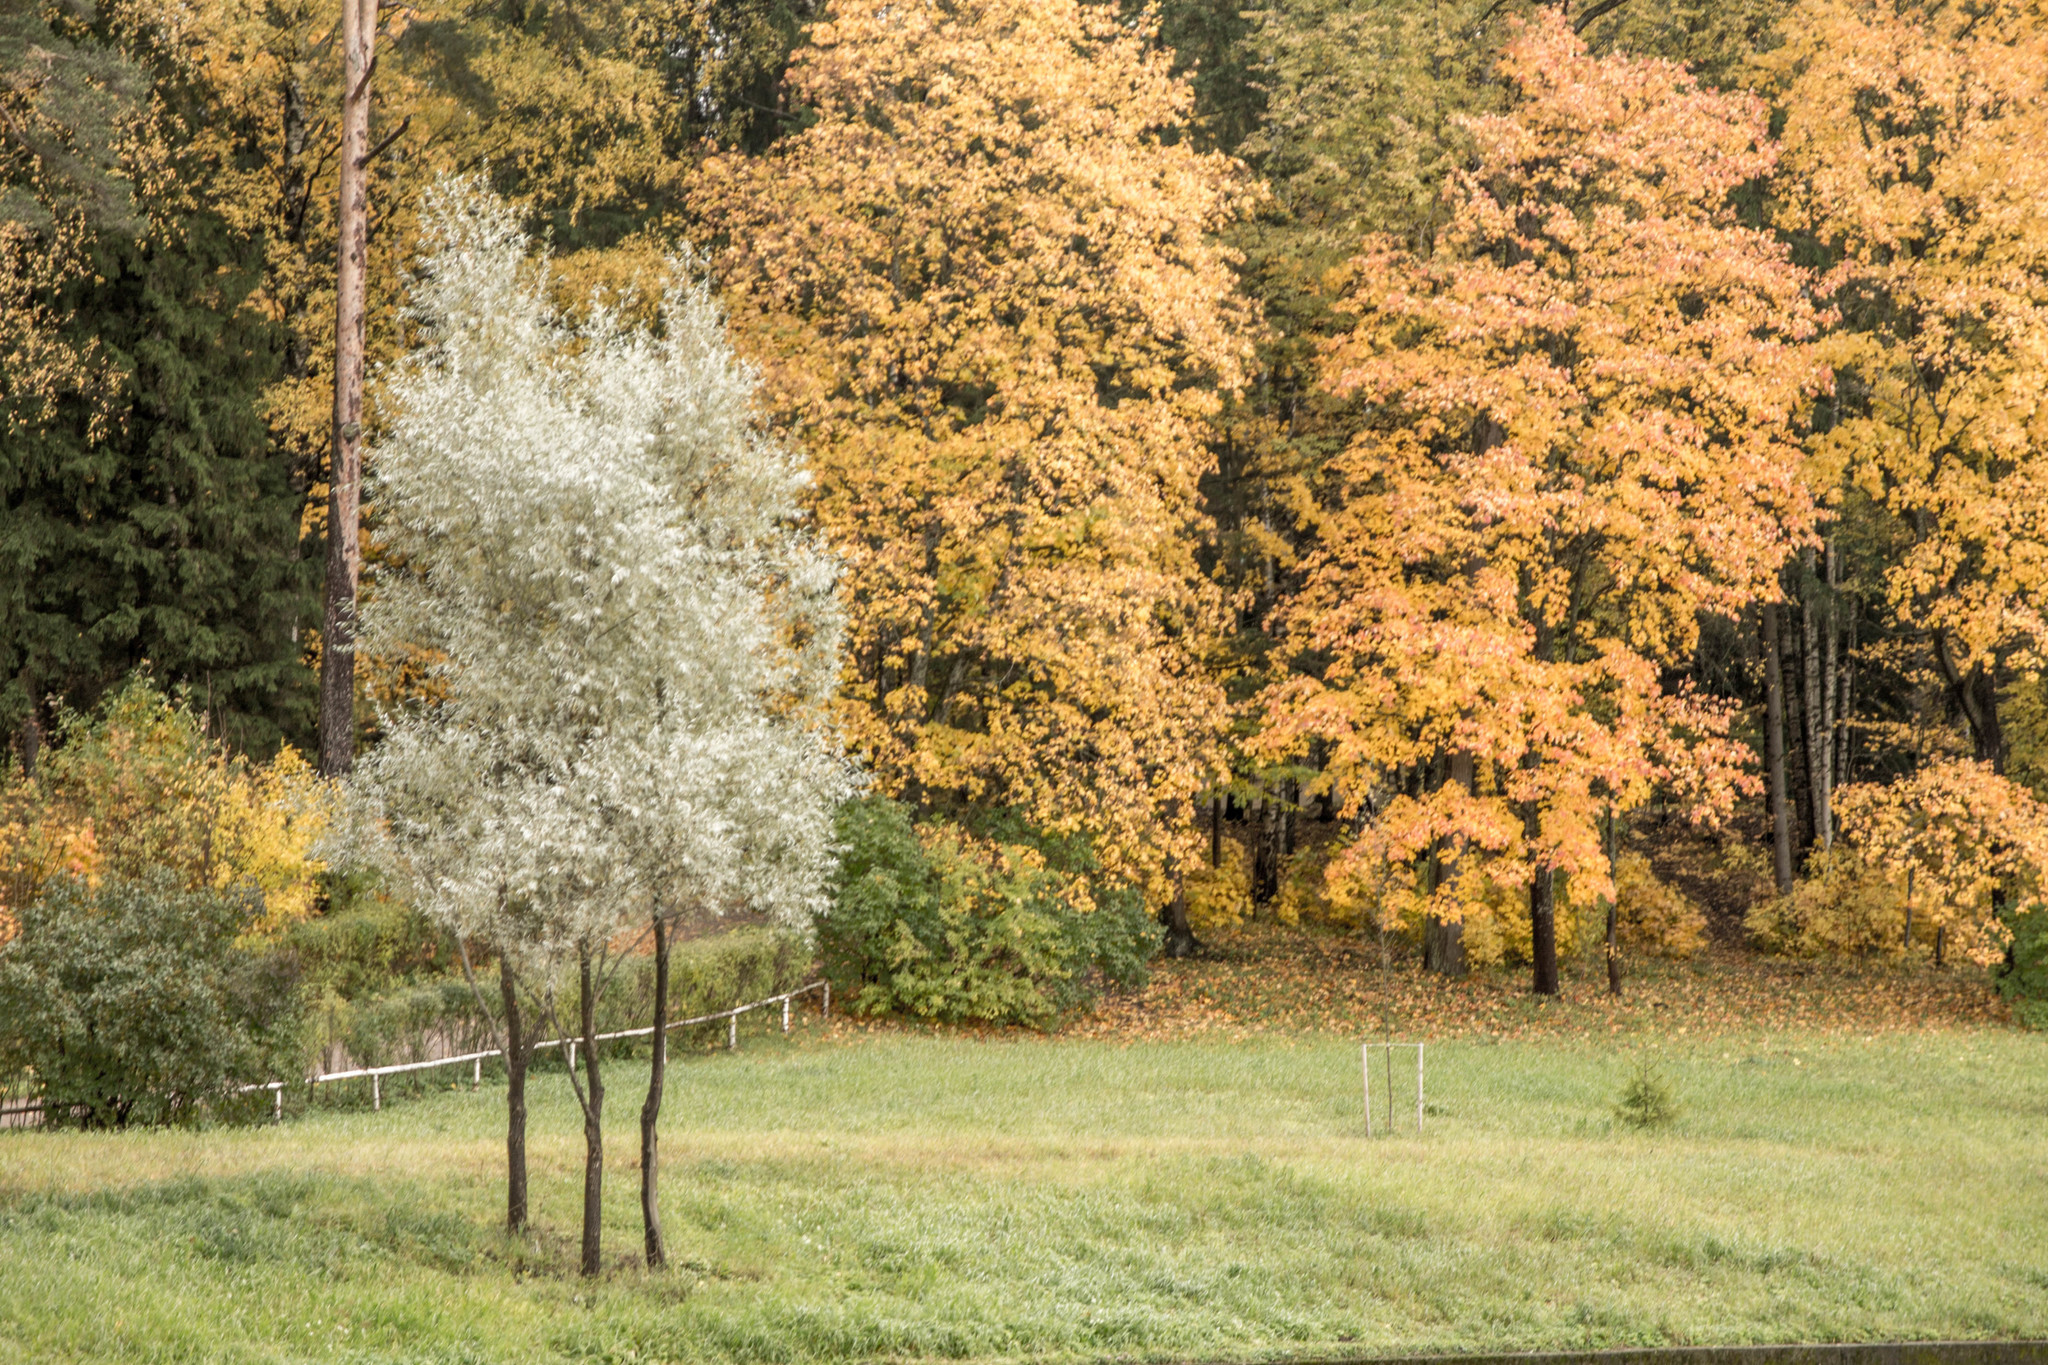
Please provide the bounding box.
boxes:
[1062,922,2015,1042]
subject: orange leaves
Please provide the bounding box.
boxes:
[698,1,1260,894]
[1261,11,1826,931]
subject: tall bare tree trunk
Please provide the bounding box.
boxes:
[319,0,376,777]
[578,949,605,1277]
[498,956,530,1233]
[1761,603,1794,894]
[640,914,671,1269]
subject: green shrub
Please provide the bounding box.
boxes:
[0,874,305,1126]
[1998,907,2048,1029]
[817,797,1155,1028]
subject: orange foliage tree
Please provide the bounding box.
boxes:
[1259,12,1828,992]
[694,0,1258,910]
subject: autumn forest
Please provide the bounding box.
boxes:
[6,0,2048,1019]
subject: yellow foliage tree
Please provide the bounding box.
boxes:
[695,0,1259,905]
[1772,0,2048,777]
[0,677,331,938]
[1834,760,2048,966]
[1259,12,1828,992]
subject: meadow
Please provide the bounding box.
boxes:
[2,1004,2045,1365]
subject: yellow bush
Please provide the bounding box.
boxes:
[0,677,333,937]
[1184,839,1251,933]
[1613,853,1707,959]
[1745,844,1905,958]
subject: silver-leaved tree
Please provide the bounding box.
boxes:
[354,178,853,1275]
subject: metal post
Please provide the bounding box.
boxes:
[372,1073,381,1112]
[1416,1043,1424,1134]
[783,998,791,1033]
[1361,1043,1372,1137]
[728,1012,738,1049]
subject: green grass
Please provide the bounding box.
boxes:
[3,1020,2045,1363]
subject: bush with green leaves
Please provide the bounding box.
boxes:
[0,874,304,1127]
[1998,907,2048,1029]
[818,797,1155,1028]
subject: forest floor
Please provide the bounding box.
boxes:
[1066,921,2015,1043]
[3,934,2043,1365]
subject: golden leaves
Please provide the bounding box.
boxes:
[698,1,1261,893]
[1262,10,1826,919]
[1775,0,2048,679]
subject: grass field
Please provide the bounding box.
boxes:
[3,1011,2045,1364]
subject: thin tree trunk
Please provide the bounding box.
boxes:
[1604,808,1621,997]
[1800,549,1831,851]
[1820,540,1839,843]
[319,0,376,777]
[578,949,605,1278]
[1761,603,1795,894]
[640,915,670,1269]
[1210,796,1222,868]
[1837,605,1855,786]
[499,956,529,1234]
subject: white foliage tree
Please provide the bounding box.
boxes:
[353,178,854,1274]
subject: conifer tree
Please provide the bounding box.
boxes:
[2,2,316,761]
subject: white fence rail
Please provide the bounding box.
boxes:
[2,979,832,1127]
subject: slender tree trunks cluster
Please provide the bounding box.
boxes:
[319,0,376,778]
[1247,783,1297,905]
[1759,548,1864,885]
